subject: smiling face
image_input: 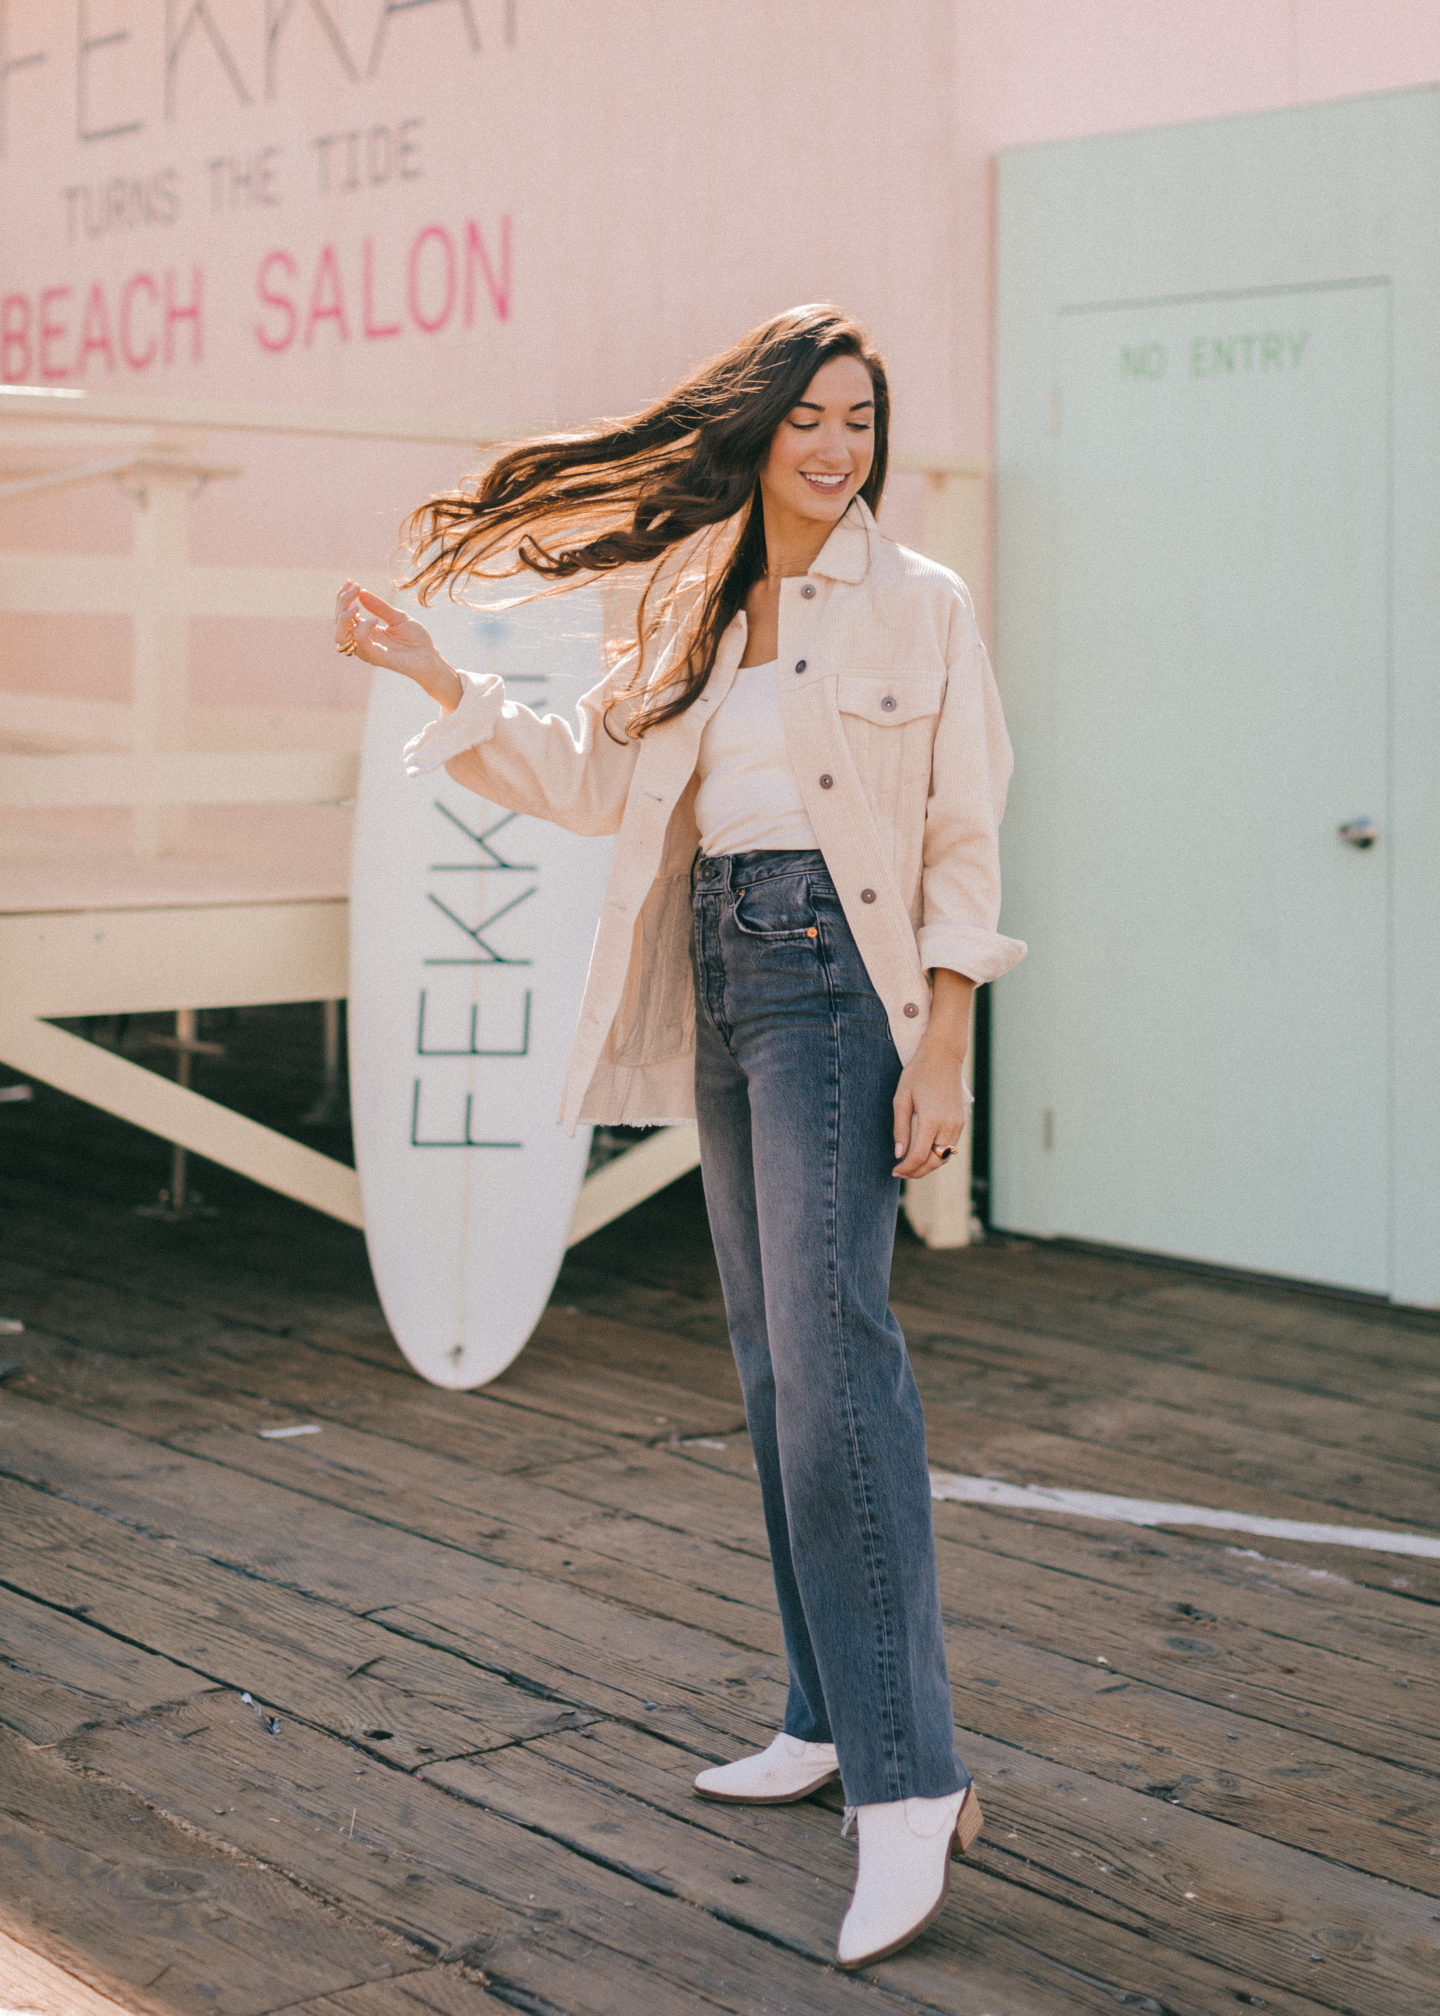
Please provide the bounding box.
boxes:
[758,351,877,537]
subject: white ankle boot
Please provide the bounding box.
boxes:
[836,1784,983,1968]
[693,1731,840,1804]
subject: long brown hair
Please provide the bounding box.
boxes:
[402,304,889,735]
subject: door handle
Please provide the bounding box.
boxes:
[1336,818,1378,850]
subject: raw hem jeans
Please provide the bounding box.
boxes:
[691,848,967,1807]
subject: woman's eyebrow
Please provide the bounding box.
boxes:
[792,398,875,412]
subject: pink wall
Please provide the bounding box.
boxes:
[1,0,1438,708]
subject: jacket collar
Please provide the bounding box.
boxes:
[809,496,874,583]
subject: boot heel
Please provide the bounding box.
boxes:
[953,1788,984,1855]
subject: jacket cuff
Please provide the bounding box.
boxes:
[917,924,1028,987]
[402,670,505,776]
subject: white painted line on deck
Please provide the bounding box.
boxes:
[258,1423,322,1439]
[928,1471,1440,1560]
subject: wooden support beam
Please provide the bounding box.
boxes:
[0,1015,364,1228]
[0,995,700,1248]
[569,1127,702,1247]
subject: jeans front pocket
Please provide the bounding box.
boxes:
[731,870,818,942]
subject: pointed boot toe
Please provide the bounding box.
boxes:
[837,1784,983,1969]
[694,1731,840,1804]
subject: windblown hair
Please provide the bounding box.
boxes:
[401,305,889,735]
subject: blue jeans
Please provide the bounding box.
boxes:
[691,848,967,1807]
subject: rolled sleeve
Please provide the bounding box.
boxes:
[918,588,1027,986]
[402,669,506,776]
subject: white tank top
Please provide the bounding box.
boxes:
[694,660,819,858]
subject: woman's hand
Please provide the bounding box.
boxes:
[892,969,975,1179]
[334,582,463,713]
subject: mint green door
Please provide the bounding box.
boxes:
[992,272,1387,1290]
[995,92,1440,1306]
[1033,284,1389,1289]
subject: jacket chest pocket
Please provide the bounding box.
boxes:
[836,672,944,804]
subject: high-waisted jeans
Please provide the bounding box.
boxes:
[691,847,967,1807]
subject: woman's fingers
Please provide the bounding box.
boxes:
[893,1088,939,1177]
[334,586,412,667]
[334,584,409,649]
[892,1081,916,1166]
[334,581,368,655]
[351,610,394,663]
[894,1127,940,1178]
[892,1110,968,1179]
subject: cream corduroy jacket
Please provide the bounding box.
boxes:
[404,499,1026,1130]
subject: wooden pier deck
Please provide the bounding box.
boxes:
[2,1060,1438,2016]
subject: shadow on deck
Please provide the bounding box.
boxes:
[1,1070,1438,2015]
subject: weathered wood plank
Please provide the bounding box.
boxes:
[893,1248,1440,1401]
[51,1333,1424,1692]
[169,1420,784,1655]
[0,1729,419,2016]
[10,1365,1433,1888]
[893,1298,1440,1472]
[123,1427,1440,1884]
[427,1719,1363,2016]
[0,1469,781,1764]
[1,1298,621,1475]
[452,1724,1440,2011]
[1,1251,741,1447]
[5,1124,1440,2016]
[537,1437,1440,1676]
[516,1444,1440,1767]
[0,1925,141,2016]
[0,1479,601,1770]
[62,1703,906,2016]
[0,1584,212,1748]
[66,1695,1349,2016]
[271,1958,753,2016]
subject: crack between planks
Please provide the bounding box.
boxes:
[0,1573,553,1775]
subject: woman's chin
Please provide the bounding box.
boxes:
[788,486,854,523]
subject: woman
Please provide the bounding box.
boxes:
[334,304,1025,1969]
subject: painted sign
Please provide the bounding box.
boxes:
[0,2,967,439]
[0,1,517,401]
[1118,332,1310,381]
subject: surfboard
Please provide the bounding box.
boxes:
[348,592,615,1388]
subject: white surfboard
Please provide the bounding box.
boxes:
[349,593,614,1389]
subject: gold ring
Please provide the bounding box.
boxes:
[937,1146,954,1161]
[336,639,358,656]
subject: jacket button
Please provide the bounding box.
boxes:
[801,583,816,599]
[903,1002,920,1018]
[794,658,807,674]
[819,773,833,789]
[860,887,876,903]
[881,695,897,712]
